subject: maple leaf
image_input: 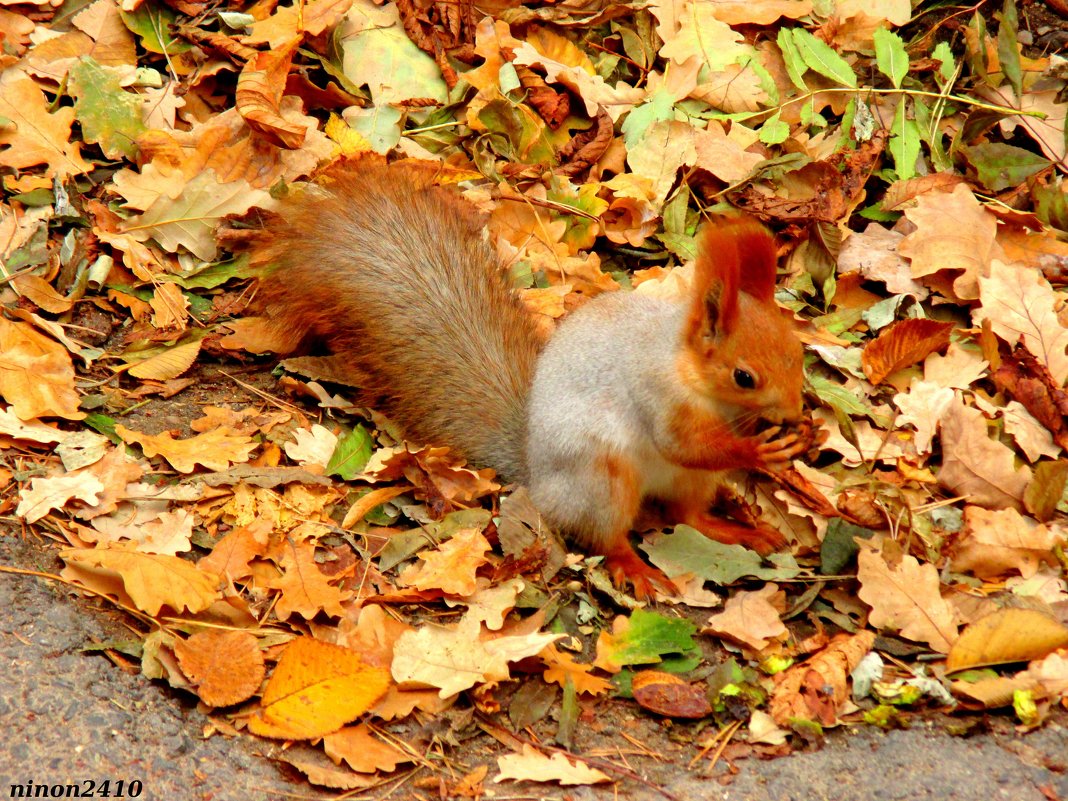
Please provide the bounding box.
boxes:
[856,540,959,652]
[0,74,92,176]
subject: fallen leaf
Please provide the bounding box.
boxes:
[494,745,610,785]
[174,630,265,707]
[946,609,1068,673]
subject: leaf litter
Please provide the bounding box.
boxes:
[1,0,1068,794]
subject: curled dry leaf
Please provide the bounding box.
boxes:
[174,629,265,707]
[949,506,1066,579]
[861,318,953,385]
[235,37,306,150]
[770,630,876,726]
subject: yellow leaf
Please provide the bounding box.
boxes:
[0,317,84,421]
[253,637,390,740]
[947,609,1068,673]
[115,423,257,472]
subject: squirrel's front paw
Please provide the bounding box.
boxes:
[752,426,807,471]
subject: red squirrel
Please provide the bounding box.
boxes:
[254,159,807,598]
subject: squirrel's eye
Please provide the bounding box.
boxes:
[734,368,756,389]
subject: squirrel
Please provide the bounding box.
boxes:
[253,159,807,599]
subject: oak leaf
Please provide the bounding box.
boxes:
[974,259,1068,385]
[60,547,221,615]
[494,745,609,785]
[17,471,105,524]
[198,516,273,580]
[0,317,84,421]
[322,724,414,773]
[938,393,1031,509]
[949,506,1065,579]
[898,184,998,301]
[0,74,92,176]
[541,645,613,696]
[856,540,958,652]
[266,539,350,620]
[115,424,257,473]
[399,528,491,597]
[704,583,789,652]
[392,616,561,698]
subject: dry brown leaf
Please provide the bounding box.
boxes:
[391,616,561,697]
[115,424,257,473]
[938,394,1031,510]
[769,631,876,725]
[856,540,958,652]
[251,637,390,740]
[71,0,137,65]
[0,316,84,421]
[949,506,1066,579]
[861,318,953,385]
[322,723,414,773]
[16,471,105,524]
[541,644,613,696]
[703,583,789,652]
[494,745,610,785]
[60,547,221,615]
[946,608,1068,673]
[0,74,92,176]
[362,444,499,504]
[974,260,1068,385]
[399,528,491,597]
[631,670,712,719]
[235,37,306,150]
[174,629,265,707]
[897,184,998,301]
[198,516,273,580]
[149,283,190,331]
[267,539,350,621]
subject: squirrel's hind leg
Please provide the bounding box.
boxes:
[531,452,676,599]
[662,471,787,556]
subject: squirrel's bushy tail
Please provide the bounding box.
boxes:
[255,160,542,483]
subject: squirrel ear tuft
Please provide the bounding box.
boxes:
[712,215,778,302]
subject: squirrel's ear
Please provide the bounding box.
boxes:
[686,215,777,345]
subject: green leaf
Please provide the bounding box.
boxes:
[621,87,676,149]
[83,413,120,443]
[872,28,908,89]
[963,142,1051,192]
[932,41,957,85]
[325,425,374,480]
[808,373,878,421]
[997,0,1023,99]
[599,608,698,668]
[776,29,809,91]
[759,110,790,145]
[346,105,402,154]
[791,28,857,88]
[68,57,146,160]
[912,97,951,172]
[820,519,877,574]
[644,526,803,584]
[1033,180,1068,234]
[120,5,190,55]
[1024,459,1068,522]
[888,98,921,181]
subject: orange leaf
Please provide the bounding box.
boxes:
[235,37,306,150]
[174,630,265,707]
[861,318,953,385]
